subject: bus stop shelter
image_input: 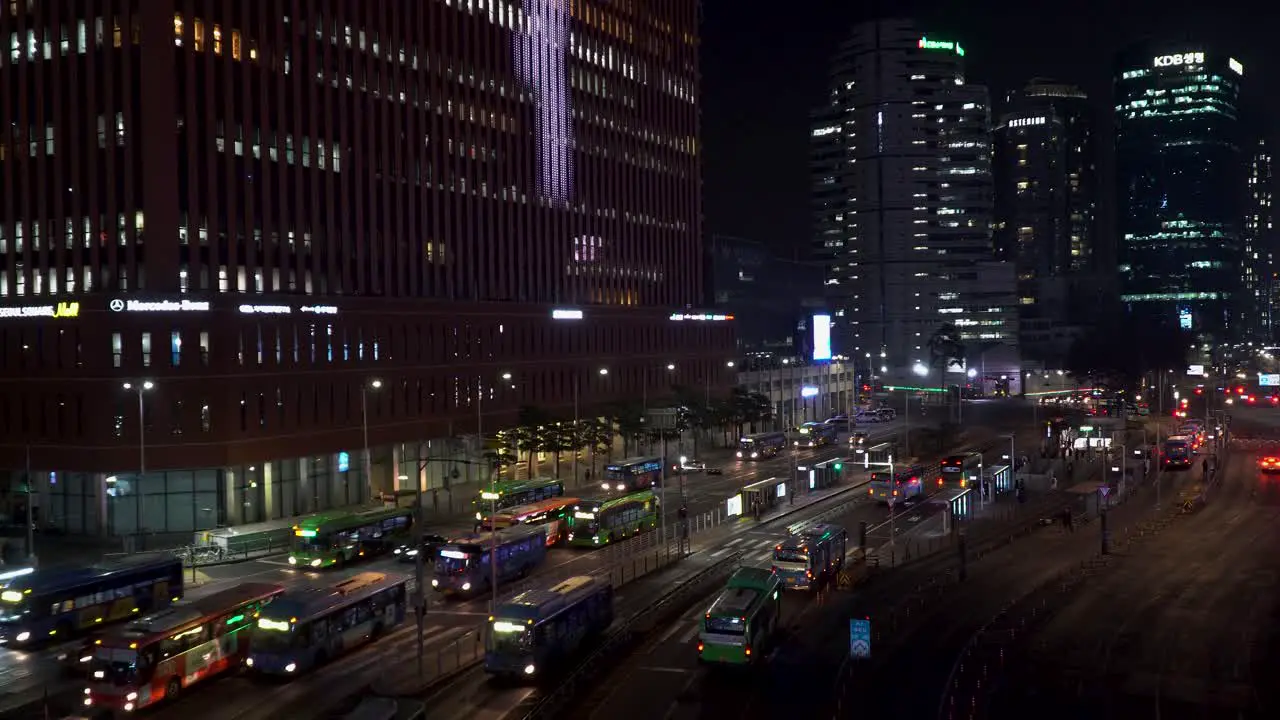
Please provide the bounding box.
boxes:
[805,458,845,491]
[728,477,789,518]
[933,487,973,533]
[863,442,895,470]
[984,464,1012,495]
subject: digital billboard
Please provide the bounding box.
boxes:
[812,314,832,362]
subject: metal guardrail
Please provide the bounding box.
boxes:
[520,550,746,720]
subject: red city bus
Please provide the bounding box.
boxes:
[85,582,284,712]
[480,497,580,546]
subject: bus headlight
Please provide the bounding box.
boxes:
[601,483,610,490]
[15,631,29,642]
[524,664,536,675]
[461,582,472,591]
[287,556,297,565]
[476,512,482,520]
[431,579,439,587]
[310,559,322,568]
[126,692,137,701]
[124,702,135,712]
[285,662,297,673]
[245,658,254,667]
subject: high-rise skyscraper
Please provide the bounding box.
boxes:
[1115,44,1244,340]
[0,1,732,535]
[811,18,1016,378]
[1243,140,1274,341]
[993,79,1097,362]
[993,79,1095,276]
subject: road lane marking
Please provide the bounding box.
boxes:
[640,666,691,674]
[709,548,731,558]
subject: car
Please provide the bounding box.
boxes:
[1259,456,1280,473]
[705,467,724,475]
[680,461,707,473]
[849,431,870,451]
[876,407,896,421]
[394,533,448,563]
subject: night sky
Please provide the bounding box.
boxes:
[700,0,1279,257]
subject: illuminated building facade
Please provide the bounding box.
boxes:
[1115,44,1243,340]
[810,18,1016,378]
[1242,140,1274,342]
[0,0,731,535]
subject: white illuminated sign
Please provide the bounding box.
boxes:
[1260,374,1280,387]
[551,309,583,320]
[1007,116,1046,128]
[1186,364,1205,376]
[1153,51,1204,68]
[110,299,210,313]
[0,302,80,319]
[300,305,338,315]
[1229,58,1243,75]
[669,313,734,322]
[811,126,838,138]
[239,304,292,315]
[801,386,820,398]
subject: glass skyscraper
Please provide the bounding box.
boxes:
[1115,44,1243,340]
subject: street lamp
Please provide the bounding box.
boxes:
[361,378,383,504]
[121,380,154,541]
[667,363,676,371]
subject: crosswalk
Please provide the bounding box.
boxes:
[705,530,778,566]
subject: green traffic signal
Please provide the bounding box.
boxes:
[833,462,843,472]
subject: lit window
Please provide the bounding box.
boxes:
[174,14,184,46]
[193,19,204,51]
[231,29,241,60]
[213,24,222,55]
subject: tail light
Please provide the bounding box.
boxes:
[697,642,704,653]
[937,477,944,487]
[806,569,813,579]
[744,646,752,657]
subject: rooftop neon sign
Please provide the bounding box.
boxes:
[919,36,965,57]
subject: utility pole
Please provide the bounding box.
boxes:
[660,433,669,550]
[1156,372,1164,511]
[24,444,34,564]
[482,386,498,613]
[415,440,427,679]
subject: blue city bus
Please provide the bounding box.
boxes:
[484,575,614,679]
[770,523,848,590]
[247,572,409,676]
[432,524,547,597]
[794,422,837,448]
[737,432,787,460]
[0,553,182,647]
[601,456,663,492]
[868,467,926,504]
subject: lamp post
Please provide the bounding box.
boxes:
[122,381,154,544]
[360,379,383,504]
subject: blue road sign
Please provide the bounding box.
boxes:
[849,618,871,659]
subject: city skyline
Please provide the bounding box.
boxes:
[702,0,1278,254]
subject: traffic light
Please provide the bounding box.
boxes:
[833,462,843,472]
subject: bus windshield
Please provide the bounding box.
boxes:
[91,648,146,686]
[489,625,532,653]
[293,536,332,553]
[436,555,473,574]
[773,549,808,563]
[705,616,745,635]
[252,627,300,652]
[603,468,626,483]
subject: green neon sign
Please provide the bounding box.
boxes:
[918,36,965,57]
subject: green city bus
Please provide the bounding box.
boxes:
[473,477,566,520]
[288,507,414,568]
[698,566,782,665]
[566,490,658,547]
